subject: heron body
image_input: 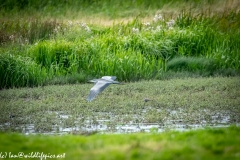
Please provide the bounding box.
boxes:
[87,76,119,101]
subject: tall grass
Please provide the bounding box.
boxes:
[29,37,164,82]
[175,10,240,70]
[0,0,240,88]
[0,53,45,89]
[1,0,238,19]
[0,19,58,46]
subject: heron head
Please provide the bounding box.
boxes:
[88,79,98,83]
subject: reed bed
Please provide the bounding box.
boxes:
[0,53,45,89]
[0,0,239,89]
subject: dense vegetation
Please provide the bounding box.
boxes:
[0,0,239,89]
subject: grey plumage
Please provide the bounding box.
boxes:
[87,76,119,102]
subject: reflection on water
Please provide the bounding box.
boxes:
[1,109,238,135]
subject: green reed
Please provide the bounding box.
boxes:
[29,36,164,82]
[0,1,239,88]
[0,53,46,89]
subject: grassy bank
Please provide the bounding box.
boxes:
[0,0,240,89]
[0,126,240,160]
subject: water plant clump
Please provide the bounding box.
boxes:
[0,76,239,134]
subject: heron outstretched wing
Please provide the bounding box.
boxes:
[87,80,112,101]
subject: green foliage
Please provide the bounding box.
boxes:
[0,19,58,45]
[0,53,46,89]
[46,73,87,85]
[167,56,217,75]
[30,41,78,75]
[0,0,197,17]
[0,0,239,88]
[0,126,239,160]
[29,35,164,81]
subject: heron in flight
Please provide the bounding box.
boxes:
[87,76,119,102]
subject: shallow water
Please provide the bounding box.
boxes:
[0,109,238,135]
[1,77,239,135]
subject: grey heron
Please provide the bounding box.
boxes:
[87,76,119,101]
